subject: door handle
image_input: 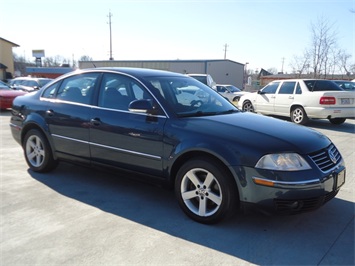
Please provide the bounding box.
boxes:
[90,118,101,126]
[288,96,294,99]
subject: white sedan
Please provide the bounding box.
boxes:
[238,79,355,125]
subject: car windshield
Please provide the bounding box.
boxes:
[226,85,241,92]
[305,80,343,91]
[144,76,238,117]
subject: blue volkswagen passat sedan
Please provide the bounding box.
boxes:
[10,68,346,224]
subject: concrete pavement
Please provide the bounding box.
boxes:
[1,110,354,265]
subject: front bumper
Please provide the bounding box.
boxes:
[233,164,346,214]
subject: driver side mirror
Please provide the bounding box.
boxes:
[129,99,157,114]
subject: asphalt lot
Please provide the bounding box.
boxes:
[1,109,354,266]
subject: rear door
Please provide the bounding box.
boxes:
[273,81,297,115]
[41,72,100,162]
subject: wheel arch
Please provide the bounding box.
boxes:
[21,117,57,160]
[290,103,305,113]
[169,150,240,196]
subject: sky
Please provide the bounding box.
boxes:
[1,0,354,73]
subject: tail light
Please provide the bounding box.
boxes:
[320,97,336,105]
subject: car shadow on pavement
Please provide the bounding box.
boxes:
[28,162,355,265]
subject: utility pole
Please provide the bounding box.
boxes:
[108,11,114,60]
[223,43,228,59]
[281,57,285,73]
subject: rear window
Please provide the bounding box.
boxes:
[305,80,343,92]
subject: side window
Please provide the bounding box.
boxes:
[98,73,153,110]
[262,82,279,94]
[56,73,99,104]
[295,83,302,94]
[278,82,296,94]
[42,82,61,99]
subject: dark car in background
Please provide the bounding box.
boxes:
[187,73,216,89]
[10,68,346,224]
[9,77,53,92]
[333,80,355,91]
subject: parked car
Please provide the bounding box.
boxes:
[238,79,355,125]
[187,73,216,89]
[9,77,53,92]
[10,68,346,224]
[216,84,249,102]
[333,80,355,91]
[0,80,27,110]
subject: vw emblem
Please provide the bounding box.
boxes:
[328,149,337,164]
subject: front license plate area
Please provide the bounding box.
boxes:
[336,170,345,189]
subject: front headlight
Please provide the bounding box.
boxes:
[255,153,311,171]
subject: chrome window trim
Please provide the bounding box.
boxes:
[51,134,161,161]
[91,105,167,119]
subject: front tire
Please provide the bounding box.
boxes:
[23,129,58,172]
[242,101,254,112]
[175,157,238,224]
[290,106,309,125]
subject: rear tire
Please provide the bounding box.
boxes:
[23,129,58,172]
[290,106,309,125]
[175,157,238,224]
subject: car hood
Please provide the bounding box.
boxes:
[0,90,27,97]
[178,112,330,156]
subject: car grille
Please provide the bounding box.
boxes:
[308,144,342,172]
[274,190,338,214]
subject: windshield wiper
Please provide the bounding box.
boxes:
[218,109,239,115]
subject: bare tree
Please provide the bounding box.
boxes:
[307,16,338,78]
[289,52,311,77]
[337,50,353,79]
[79,55,93,61]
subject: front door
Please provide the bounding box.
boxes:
[89,73,167,176]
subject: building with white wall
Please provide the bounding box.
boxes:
[79,59,245,89]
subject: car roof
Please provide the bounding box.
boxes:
[77,67,187,78]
